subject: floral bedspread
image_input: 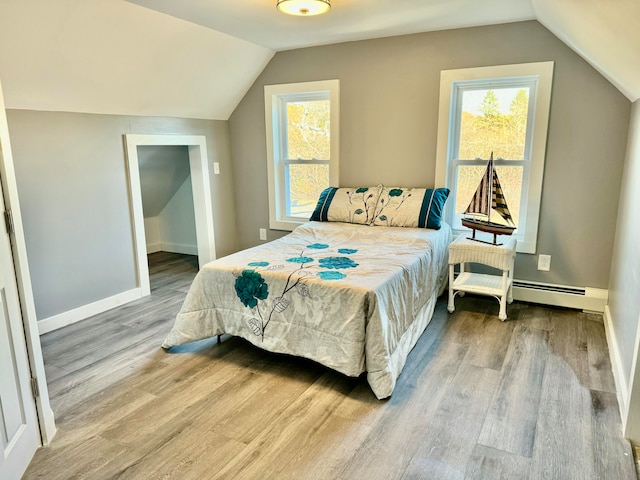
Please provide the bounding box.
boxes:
[162,221,451,399]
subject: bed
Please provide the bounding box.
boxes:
[162,186,451,399]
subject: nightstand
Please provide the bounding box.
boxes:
[447,234,517,321]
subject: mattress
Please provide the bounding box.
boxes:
[162,220,451,399]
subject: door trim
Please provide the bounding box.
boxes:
[0,80,56,446]
[124,134,216,296]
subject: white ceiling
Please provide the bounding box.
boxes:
[126,0,536,51]
[0,0,637,121]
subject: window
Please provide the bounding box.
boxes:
[435,62,553,253]
[265,80,339,231]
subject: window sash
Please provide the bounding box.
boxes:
[277,93,331,221]
[282,159,330,219]
[448,80,538,233]
[451,78,537,162]
[264,80,340,231]
[277,93,330,162]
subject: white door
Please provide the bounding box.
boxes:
[0,166,40,477]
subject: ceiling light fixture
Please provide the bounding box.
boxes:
[276,0,331,16]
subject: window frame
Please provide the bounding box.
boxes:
[434,62,554,254]
[265,80,340,231]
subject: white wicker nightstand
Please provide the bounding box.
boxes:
[447,234,517,321]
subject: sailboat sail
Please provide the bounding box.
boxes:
[464,162,491,217]
[463,154,514,226]
[491,166,514,225]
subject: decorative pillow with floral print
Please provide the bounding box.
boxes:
[371,187,450,230]
[310,186,382,225]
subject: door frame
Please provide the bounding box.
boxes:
[0,81,56,446]
[124,134,216,296]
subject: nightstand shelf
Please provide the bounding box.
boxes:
[447,234,517,321]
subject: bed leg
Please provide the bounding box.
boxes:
[217,335,222,344]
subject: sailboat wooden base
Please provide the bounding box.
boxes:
[462,218,516,246]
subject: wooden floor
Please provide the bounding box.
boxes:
[24,252,636,479]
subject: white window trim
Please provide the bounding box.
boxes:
[434,62,554,254]
[265,79,340,231]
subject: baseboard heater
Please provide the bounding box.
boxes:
[512,280,585,295]
[510,279,607,313]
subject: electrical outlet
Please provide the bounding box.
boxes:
[213,162,220,175]
[259,228,267,241]
[538,254,551,271]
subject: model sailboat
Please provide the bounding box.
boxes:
[462,152,516,245]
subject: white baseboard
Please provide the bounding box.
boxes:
[160,242,198,256]
[603,305,629,425]
[145,243,197,256]
[512,279,607,313]
[37,288,143,335]
[146,242,162,254]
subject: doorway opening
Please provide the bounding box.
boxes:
[137,145,198,291]
[124,134,216,297]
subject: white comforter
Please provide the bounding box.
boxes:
[162,221,451,399]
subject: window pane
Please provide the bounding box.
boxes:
[458,88,529,161]
[286,163,329,218]
[287,100,330,160]
[456,165,523,226]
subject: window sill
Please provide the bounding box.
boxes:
[451,227,535,254]
[269,218,306,232]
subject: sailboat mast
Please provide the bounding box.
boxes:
[487,152,493,224]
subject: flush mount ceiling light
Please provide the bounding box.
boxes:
[276,0,331,16]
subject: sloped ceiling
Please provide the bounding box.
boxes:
[0,0,637,122]
[138,146,190,217]
[533,0,640,102]
[0,0,274,120]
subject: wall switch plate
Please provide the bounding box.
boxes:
[259,228,267,241]
[213,162,220,175]
[538,254,551,271]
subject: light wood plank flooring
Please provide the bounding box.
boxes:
[24,252,636,479]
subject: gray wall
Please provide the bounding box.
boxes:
[138,145,191,218]
[7,111,237,320]
[157,175,198,253]
[608,100,640,429]
[229,20,630,289]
